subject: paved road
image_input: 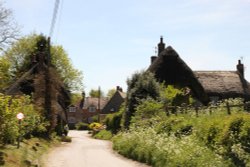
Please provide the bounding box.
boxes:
[44,130,149,167]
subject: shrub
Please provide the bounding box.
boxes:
[104,108,124,134]
[75,122,89,130]
[93,130,112,140]
[124,71,161,129]
[132,98,165,124]
[113,127,229,167]
[90,115,99,122]
[113,99,250,166]
[88,122,103,131]
[0,95,47,145]
[61,136,72,142]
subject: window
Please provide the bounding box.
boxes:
[89,106,96,112]
[69,106,76,112]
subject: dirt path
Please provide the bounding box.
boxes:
[43,130,149,167]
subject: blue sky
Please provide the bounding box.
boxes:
[4,0,250,95]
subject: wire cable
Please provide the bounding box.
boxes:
[49,0,60,38]
[54,0,64,44]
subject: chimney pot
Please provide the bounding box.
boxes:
[158,36,165,56]
[116,86,123,92]
[237,59,244,78]
[151,56,157,64]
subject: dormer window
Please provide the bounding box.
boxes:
[89,106,96,112]
[69,106,76,112]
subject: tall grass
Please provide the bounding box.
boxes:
[113,105,250,167]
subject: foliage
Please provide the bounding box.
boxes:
[88,122,103,131]
[0,33,83,92]
[124,71,161,129]
[93,130,112,140]
[160,85,193,106]
[113,98,250,166]
[50,45,83,92]
[75,122,89,130]
[0,1,19,51]
[89,88,104,98]
[113,127,229,167]
[0,56,11,91]
[107,88,116,99]
[131,98,165,126]
[0,94,48,145]
[70,93,82,105]
[90,115,99,123]
[61,136,72,142]
[104,104,125,134]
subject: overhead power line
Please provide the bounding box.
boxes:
[49,0,60,38]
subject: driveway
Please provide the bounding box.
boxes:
[43,130,149,167]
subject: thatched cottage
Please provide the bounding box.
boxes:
[148,37,250,104]
[5,37,70,134]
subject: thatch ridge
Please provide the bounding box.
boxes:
[195,71,250,100]
[148,46,209,104]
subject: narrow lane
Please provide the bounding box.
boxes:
[44,130,149,167]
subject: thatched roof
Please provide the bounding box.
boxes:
[148,37,250,103]
[195,71,250,99]
[148,46,209,104]
[5,38,71,127]
[5,64,38,95]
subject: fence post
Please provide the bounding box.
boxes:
[226,102,231,115]
[209,107,212,115]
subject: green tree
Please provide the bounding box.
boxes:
[50,45,83,92]
[124,71,161,129]
[89,89,104,98]
[0,34,83,92]
[160,85,193,106]
[0,56,11,91]
[132,98,164,124]
[107,88,116,99]
[71,93,82,105]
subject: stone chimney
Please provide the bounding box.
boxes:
[116,86,123,92]
[158,36,165,56]
[237,60,244,78]
[151,56,157,64]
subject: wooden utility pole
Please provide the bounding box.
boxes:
[98,86,101,122]
[45,37,52,134]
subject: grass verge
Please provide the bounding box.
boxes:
[112,111,250,167]
[0,137,60,167]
